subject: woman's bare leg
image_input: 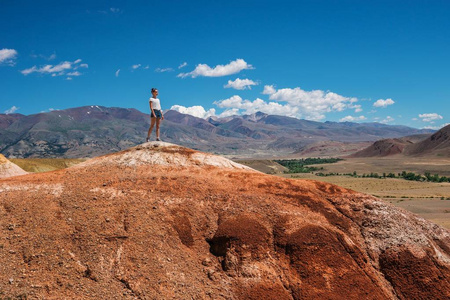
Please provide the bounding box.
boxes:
[156,118,161,139]
[147,118,156,141]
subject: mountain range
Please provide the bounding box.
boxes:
[352,124,450,157]
[0,105,434,158]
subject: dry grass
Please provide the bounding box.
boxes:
[281,173,450,229]
[9,158,87,173]
[313,156,450,176]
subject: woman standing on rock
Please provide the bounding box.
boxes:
[146,87,164,142]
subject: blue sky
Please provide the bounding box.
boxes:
[1,0,449,129]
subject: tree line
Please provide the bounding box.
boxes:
[275,158,342,173]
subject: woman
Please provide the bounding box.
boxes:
[146,87,164,142]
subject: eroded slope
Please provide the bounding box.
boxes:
[0,143,449,299]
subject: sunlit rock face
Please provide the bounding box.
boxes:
[0,142,449,299]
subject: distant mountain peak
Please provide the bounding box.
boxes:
[242,111,268,122]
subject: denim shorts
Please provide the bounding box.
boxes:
[152,109,162,118]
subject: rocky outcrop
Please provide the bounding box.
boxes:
[0,154,27,179]
[0,142,449,299]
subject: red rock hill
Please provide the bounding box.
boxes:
[0,142,449,299]
[352,125,450,158]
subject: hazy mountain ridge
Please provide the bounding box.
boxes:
[0,106,433,158]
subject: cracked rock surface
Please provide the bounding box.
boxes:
[0,142,449,299]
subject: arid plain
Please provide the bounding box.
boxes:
[239,156,450,229]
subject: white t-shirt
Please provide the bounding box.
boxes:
[149,97,161,110]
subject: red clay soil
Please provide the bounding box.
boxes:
[0,143,449,299]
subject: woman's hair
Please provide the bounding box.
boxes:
[151,88,157,93]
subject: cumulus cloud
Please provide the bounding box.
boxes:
[217,108,240,118]
[210,86,362,121]
[178,58,253,78]
[262,85,276,95]
[339,115,367,122]
[267,86,359,120]
[0,48,18,65]
[373,98,395,108]
[4,106,19,114]
[178,62,187,69]
[115,69,120,77]
[214,95,299,118]
[380,116,395,124]
[132,64,141,69]
[21,59,86,77]
[224,78,258,90]
[170,105,216,119]
[419,113,443,123]
[155,67,174,73]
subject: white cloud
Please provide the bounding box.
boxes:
[144,65,150,69]
[79,63,88,68]
[115,69,120,77]
[422,123,449,130]
[339,115,366,122]
[224,78,258,90]
[132,64,141,69]
[217,108,240,118]
[21,59,85,77]
[373,98,395,108]
[67,71,81,76]
[31,53,57,61]
[380,116,395,124]
[214,95,299,118]
[262,85,276,95]
[211,86,362,121]
[267,86,359,120]
[4,106,19,114]
[66,77,73,80]
[178,62,187,69]
[155,67,174,73]
[170,105,216,119]
[419,113,443,123]
[350,104,362,113]
[178,58,253,78]
[110,7,121,13]
[0,48,18,65]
